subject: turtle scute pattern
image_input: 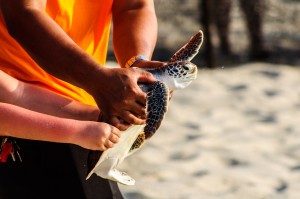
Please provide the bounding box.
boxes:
[144,81,169,139]
[129,81,168,151]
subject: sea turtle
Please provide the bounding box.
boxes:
[86,30,203,186]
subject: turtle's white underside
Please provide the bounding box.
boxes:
[86,125,145,185]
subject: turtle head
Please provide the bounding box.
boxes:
[163,61,197,90]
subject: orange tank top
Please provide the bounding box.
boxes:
[0,0,113,106]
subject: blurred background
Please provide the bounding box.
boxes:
[107,0,300,199]
[108,0,300,68]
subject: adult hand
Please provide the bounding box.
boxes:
[103,60,175,131]
[135,60,174,99]
[131,59,165,69]
[134,60,174,99]
[92,66,156,128]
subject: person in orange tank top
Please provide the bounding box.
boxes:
[0,0,164,198]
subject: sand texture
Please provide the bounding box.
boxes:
[104,0,300,198]
[117,63,300,199]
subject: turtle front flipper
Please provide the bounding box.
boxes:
[144,81,169,139]
[129,81,169,157]
[169,30,203,62]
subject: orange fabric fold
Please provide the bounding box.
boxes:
[0,0,113,106]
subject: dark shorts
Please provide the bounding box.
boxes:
[0,139,123,199]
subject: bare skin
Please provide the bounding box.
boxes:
[0,70,120,151]
[0,71,100,122]
[0,102,120,151]
[0,0,162,131]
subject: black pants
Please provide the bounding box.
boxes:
[0,139,123,199]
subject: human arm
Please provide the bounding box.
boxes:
[0,70,99,121]
[112,0,167,68]
[0,102,120,151]
[0,71,120,150]
[0,0,155,126]
[112,0,157,66]
[106,0,167,129]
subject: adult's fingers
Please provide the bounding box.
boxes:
[127,101,146,119]
[133,91,147,109]
[109,116,131,131]
[120,110,145,126]
[133,60,166,69]
[134,68,156,83]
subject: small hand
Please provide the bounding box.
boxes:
[76,122,121,151]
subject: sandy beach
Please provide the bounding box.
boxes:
[114,62,300,199]
[104,1,300,198]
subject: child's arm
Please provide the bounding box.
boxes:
[0,70,99,121]
[0,102,120,150]
[0,71,120,150]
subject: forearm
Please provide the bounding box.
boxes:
[0,103,120,151]
[0,70,99,121]
[0,0,157,128]
[0,0,103,92]
[17,82,100,121]
[0,102,84,144]
[112,0,158,67]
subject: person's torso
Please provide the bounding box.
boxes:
[0,0,113,106]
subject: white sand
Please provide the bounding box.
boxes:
[116,62,300,199]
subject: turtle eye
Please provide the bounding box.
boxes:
[183,65,190,70]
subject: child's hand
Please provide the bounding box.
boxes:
[75,122,121,151]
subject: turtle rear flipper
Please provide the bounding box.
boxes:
[108,169,135,186]
[86,125,145,181]
[87,156,135,186]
